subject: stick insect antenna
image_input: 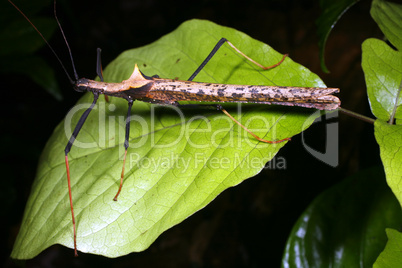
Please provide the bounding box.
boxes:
[53,0,79,81]
[7,0,77,84]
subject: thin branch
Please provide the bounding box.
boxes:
[339,107,375,124]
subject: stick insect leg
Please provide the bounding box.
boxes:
[96,48,104,82]
[186,39,290,144]
[64,92,100,257]
[217,105,291,144]
[114,99,134,201]
[225,40,288,70]
[188,38,227,81]
[188,37,288,81]
[178,104,290,144]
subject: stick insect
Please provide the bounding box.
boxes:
[9,0,340,257]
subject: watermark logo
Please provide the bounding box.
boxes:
[302,110,339,167]
[63,101,338,168]
[127,151,287,173]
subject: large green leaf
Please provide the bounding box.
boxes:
[281,167,402,267]
[374,229,402,268]
[12,19,337,259]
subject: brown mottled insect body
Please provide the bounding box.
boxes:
[76,64,340,110]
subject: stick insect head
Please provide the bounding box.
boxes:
[74,78,92,92]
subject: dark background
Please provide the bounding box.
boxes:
[2,0,383,267]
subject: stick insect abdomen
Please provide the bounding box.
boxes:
[146,79,341,110]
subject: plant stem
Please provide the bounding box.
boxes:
[389,79,402,125]
[339,108,375,124]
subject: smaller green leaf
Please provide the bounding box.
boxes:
[374,120,402,207]
[0,0,61,100]
[373,229,402,268]
[371,0,402,51]
[0,17,57,56]
[24,57,62,100]
[362,39,402,122]
[0,0,52,25]
[316,0,359,73]
[281,167,402,268]
[362,0,402,123]
[0,55,62,100]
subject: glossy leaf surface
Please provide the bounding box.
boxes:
[316,0,359,72]
[282,167,402,268]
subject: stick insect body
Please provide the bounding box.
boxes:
[10,0,340,257]
[78,64,340,110]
